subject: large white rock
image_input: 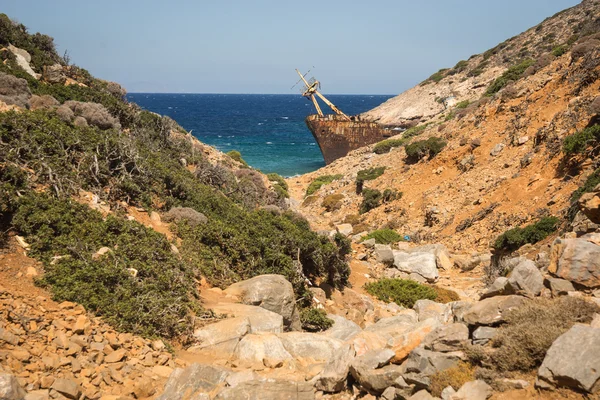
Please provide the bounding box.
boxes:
[322,314,361,341]
[507,259,544,297]
[190,317,250,357]
[209,303,284,334]
[234,333,292,368]
[0,373,26,400]
[278,332,344,362]
[462,296,528,326]
[315,344,355,393]
[393,251,439,282]
[157,364,230,400]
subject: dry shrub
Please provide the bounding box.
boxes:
[490,297,599,372]
[430,286,460,303]
[302,195,319,207]
[352,223,370,235]
[73,116,88,127]
[29,94,59,110]
[55,105,74,122]
[429,361,475,397]
[195,162,236,190]
[571,39,600,61]
[0,72,31,108]
[106,81,126,98]
[321,194,344,212]
[63,100,120,130]
[163,207,208,226]
[343,214,361,225]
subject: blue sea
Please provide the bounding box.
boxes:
[127,93,393,177]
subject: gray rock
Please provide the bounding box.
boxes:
[336,223,353,236]
[507,259,544,297]
[7,45,38,79]
[545,277,575,297]
[450,301,471,323]
[50,378,79,399]
[352,364,403,394]
[322,314,361,341]
[449,380,492,400]
[537,325,600,393]
[209,303,283,334]
[351,348,396,371]
[42,64,66,84]
[403,347,461,390]
[548,237,600,288]
[472,327,497,345]
[23,390,49,400]
[462,296,528,326]
[393,251,439,282]
[409,389,437,399]
[0,373,25,400]
[363,238,377,248]
[190,317,250,357]
[225,370,260,388]
[234,333,292,367]
[215,379,315,400]
[423,323,469,352]
[375,244,395,265]
[225,274,300,330]
[315,344,355,393]
[157,363,230,400]
[490,143,505,156]
[278,332,343,362]
[480,277,512,299]
[0,328,19,345]
[414,300,452,323]
[441,386,456,400]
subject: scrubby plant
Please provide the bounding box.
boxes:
[162,207,208,227]
[321,194,344,212]
[356,167,386,194]
[489,297,599,371]
[29,94,59,110]
[493,216,560,252]
[455,100,471,109]
[63,100,120,130]
[361,229,403,244]
[0,72,31,108]
[306,174,343,196]
[451,60,469,74]
[430,362,475,397]
[373,138,406,154]
[422,69,449,85]
[359,188,382,214]
[562,124,600,155]
[402,124,429,139]
[300,308,333,332]
[431,286,461,303]
[364,279,437,308]
[382,188,402,203]
[405,137,447,162]
[267,172,289,198]
[568,167,600,221]
[485,59,535,96]
[552,44,568,57]
[226,150,248,167]
[468,61,489,77]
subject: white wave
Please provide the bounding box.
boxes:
[258,123,263,125]
[281,116,289,119]
[266,142,273,144]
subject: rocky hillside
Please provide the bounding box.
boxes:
[363,0,600,127]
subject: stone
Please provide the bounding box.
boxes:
[73,315,87,334]
[579,187,600,224]
[375,244,395,265]
[403,347,461,390]
[472,327,497,345]
[507,259,544,297]
[214,379,315,400]
[133,377,156,399]
[462,296,528,326]
[92,247,111,260]
[224,274,300,330]
[537,325,600,393]
[545,277,575,297]
[480,277,511,299]
[315,344,355,393]
[336,223,353,236]
[423,323,469,352]
[0,373,26,400]
[409,390,436,399]
[548,237,600,288]
[363,238,376,248]
[322,314,361,341]
[353,364,403,394]
[393,251,439,282]
[501,379,529,389]
[7,45,38,79]
[42,64,66,84]
[190,317,250,357]
[278,332,343,362]
[490,143,505,156]
[104,348,127,363]
[351,349,396,371]
[233,333,292,367]
[157,363,230,400]
[152,365,174,378]
[414,300,452,323]
[225,370,259,388]
[441,386,456,400]
[449,380,492,400]
[0,328,19,345]
[209,303,283,334]
[308,287,326,305]
[24,390,49,400]
[25,266,38,278]
[51,378,80,399]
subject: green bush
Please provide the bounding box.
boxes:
[364,279,437,308]
[359,188,382,214]
[493,216,559,251]
[552,45,568,57]
[382,189,402,203]
[468,61,489,77]
[485,59,535,96]
[373,138,407,154]
[455,100,470,109]
[267,172,288,199]
[361,229,403,244]
[405,137,447,162]
[490,297,599,371]
[403,124,429,139]
[422,69,449,85]
[451,60,469,74]
[226,150,248,167]
[568,167,600,221]
[322,194,344,211]
[562,124,600,155]
[300,308,333,332]
[306,174,343,196]
[356,167,386,194]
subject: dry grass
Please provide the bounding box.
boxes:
[430,361,475,397]
[430,286,461,303]
[321,194,344,212]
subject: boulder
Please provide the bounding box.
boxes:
[42,64,66,84]
[7,45,38,79]
[537,325,600,393]
[224,275,300,330]
[414,300,452,323]
[363,238,377,248]
[0,373,25,400]
[322,314,361,341]
[403,347,461,390]
[480,277,512,299]
[548,237,600,288]
[375,244,395,265]
[507,259,543,297]
[472,327,497,345]
[234,333,292,368]
[579,185,600,223]
[315,344,355,393]
[336,223,353,236]
[190,317,250,357]
[51,378,80,399]
[157,363,230,400]
[423,323,469,352]
[215,379,315,400]
[448,380,492,400]
[462,296,528,326]
[393,251,439,282]
[209,303,283,333]
[278,332,344,362]
[353,364,403,394]
[409,390,436,400]
[545,277,575,297]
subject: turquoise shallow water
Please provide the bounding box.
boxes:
[127,93,393,177]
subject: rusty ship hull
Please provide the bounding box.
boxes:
[305,114,392,164]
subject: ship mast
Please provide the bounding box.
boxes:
[295,69,350,121]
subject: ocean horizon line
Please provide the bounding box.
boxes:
[128,92,395,96]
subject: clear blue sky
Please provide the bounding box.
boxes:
[3,0,580,94]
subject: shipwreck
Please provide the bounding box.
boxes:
[295,69,393,164]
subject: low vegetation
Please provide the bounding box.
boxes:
[364,279,437,308]
[373,138,407,154]
[322,194,344,212]
[306,174,343,196]
[568,167,600,221]
[562,124,600,155]
[430,362,475,397]
[226,150,248,167]
[356,167,386,194]
[405,137,447,162]
[485,59,535,96]
[359,188,383,214]
[267,172,289,199]
[493,216,559,252]
[300,308,334,332]
[422,69,449,85]
[455,100,471,109]
[488,297,599,371]
[403,124,429,139]
[361,229,403,244]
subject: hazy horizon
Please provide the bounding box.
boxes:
[3,0,581,95]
